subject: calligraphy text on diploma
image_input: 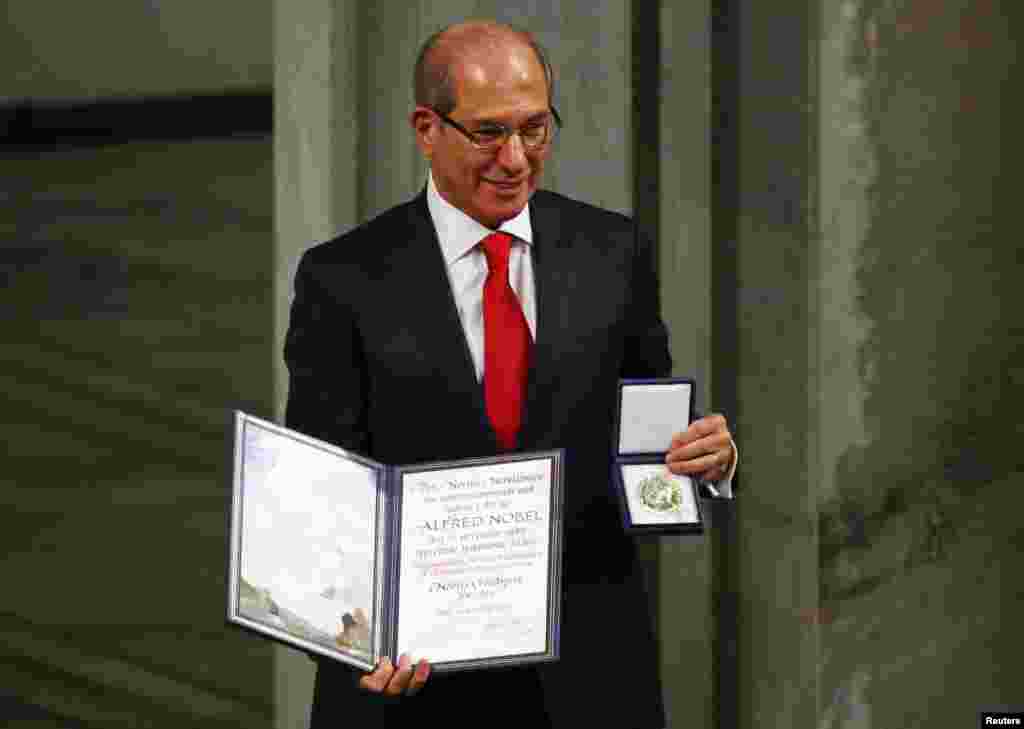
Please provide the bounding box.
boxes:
[396,459,552,663]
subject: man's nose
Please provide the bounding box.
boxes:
[495,132,529,171]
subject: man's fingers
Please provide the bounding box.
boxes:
[382,653,415,697]
[703,413,728,431]
[667,449,732,477]
[666,431,731,464]
[667,444,733,479]
[358,657,394,693]
[406,658,432,696]
[670,413,729,447]
[358,654,429,697]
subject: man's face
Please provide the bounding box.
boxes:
[415,45,552,229]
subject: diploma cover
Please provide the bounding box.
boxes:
[227,412,564,672]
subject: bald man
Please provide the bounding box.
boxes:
[285,20,736,728]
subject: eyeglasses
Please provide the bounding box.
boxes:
[433,107,562,152]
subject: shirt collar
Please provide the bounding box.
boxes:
[426,171,534,266]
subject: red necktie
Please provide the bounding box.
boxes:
[481,232,532,451]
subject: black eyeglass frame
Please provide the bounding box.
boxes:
[432,107,563,151]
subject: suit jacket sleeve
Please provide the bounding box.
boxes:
[283,249,370,452]
[617,226,741,494]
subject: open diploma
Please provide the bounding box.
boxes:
[228,413,563,673]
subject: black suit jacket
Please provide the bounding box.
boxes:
[285,188,672,728]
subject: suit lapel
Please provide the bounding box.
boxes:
[520,192,574,448]
[399,193,497,449]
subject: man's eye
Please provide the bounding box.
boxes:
[474,128,505,141]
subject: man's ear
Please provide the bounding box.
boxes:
[410,107,437,159]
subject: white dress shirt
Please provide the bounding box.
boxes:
[425,172,735,497]
[426,171,536,381]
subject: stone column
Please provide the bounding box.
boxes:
[726,0,822,726]
[273,2,360,726]
[656,3,717,727]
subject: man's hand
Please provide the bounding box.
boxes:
[665,413,734,482]
[358,654,431,697]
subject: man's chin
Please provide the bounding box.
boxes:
[480,200,528,228]
[469,188,529,225]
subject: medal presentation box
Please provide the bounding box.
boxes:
[612,378,704,535]
[228,412,564,673]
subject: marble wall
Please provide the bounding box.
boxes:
[814,0,1021,725]
[727,0,1021,726]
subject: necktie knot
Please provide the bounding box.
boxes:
[480,232,514,273]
